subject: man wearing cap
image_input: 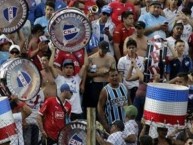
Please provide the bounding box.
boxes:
[28,24,49,70]
[124,21,148,57]
[9,45,21,59]
[138,0,168,39]
[92,5,115,56]
[86,40,116,110]
[37,82,73,145]
[122,105,139,145]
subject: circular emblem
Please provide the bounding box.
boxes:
[48,8,92,52]
[58,121,87,145]
[0,0,28,34]
[0,59,41,101]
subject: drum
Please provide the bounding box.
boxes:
[48,8,92,52]
[144,83,189,128]
[0,58,41,101]
[58,120,108,145]
[0,0,28,34]
[0,97,17,144]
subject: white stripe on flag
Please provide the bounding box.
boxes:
[144,97,187,116]
[0,110,15,128]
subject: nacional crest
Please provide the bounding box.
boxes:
[48,8,91,52]
[0,0,28,33]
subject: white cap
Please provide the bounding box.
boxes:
[9,44,21,52]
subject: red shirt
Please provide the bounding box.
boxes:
[109,1,136,26]
[113,23,135,56]
[54,49,84,74]
[39,97,71,141]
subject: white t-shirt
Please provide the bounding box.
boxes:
[107,131,126,145]
[55,74,82,114]
[117,55,144,89]
[122,120,138,145]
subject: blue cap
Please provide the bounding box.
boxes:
[101,5,112,14]
[60,83,76,93]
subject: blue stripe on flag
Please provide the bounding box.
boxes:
[146,85,188,102]
[0,98,11,115]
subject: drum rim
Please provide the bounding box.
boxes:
[4,58,41,100]
[147,82,189,90]
[48,8,92,52]
[0,0,29,34]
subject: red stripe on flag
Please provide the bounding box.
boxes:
[0,123,16,140]
[144,110,186,125]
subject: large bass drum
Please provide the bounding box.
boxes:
[48,8,92,52]
[0,58,41,101]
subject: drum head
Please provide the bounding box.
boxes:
[48,8,91,52]
[58,121,87,145]
[0,0,28,34]
[4,59,41,101]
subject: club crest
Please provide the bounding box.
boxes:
[3,7,17,23]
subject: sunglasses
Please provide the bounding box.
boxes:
[10,51,20,55]
[102,12,110,16]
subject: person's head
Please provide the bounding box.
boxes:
[157,127,168,138]
[124,105,138,120]
[168,0,178,8]
[31,24,46,35]
[0,34,13,51]
[135,21,146,37]
[121,0,128,3]
[149,1,162,17]
[110,120,125,134]
[125,38,137,56]
[181,8,191,23]
[45,1,55,19]
[9,45,21,58]
[174,39,185,55]
[40,53,51,69]
[62,59,75,77]
[108,67,120,87]
[185,138,193,145]
[139,135,153,145]
[175,72,188,86]
[101,5,112,21]
[172,23,184,38]
[98,40,110,57]
[121,10,134,27]
[60,82,75,100]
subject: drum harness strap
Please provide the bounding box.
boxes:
[56,96,71,125]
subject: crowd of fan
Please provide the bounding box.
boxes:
[1,0,193,145]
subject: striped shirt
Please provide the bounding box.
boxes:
[105,83,128,125]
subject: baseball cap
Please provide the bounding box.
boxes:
[31,24,46,34]
[39,35,50,43]
[99,40,110,53]
[63,59,74,67]
[101,5,112,14]
[0,34,13,46]
[112,120,125,131]
[124,105,138,118]
[149,0,161,6]
[60,83,76,93]
[135,21,146,29]
[9,44,21,52]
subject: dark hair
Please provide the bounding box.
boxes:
[182,8,191,15]
[121,10,133,22]
[140,135,153,145]
[45,1,55,10]
[174,39,184,45]
[112,120,125,131]
[126,38,137,48]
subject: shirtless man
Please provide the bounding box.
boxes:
[85,40,116,109]
[40,53,57,98]
[124,21,148,57]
